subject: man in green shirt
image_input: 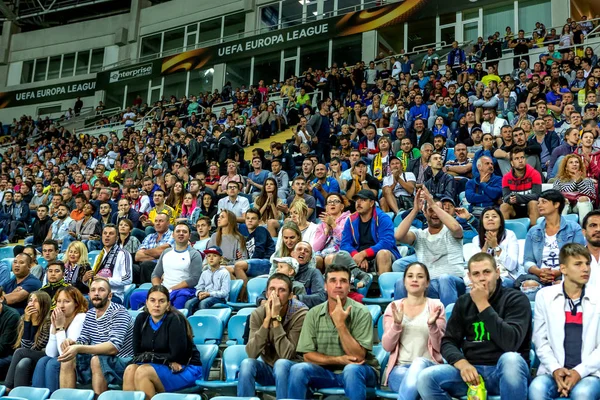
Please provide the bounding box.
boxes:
[287,264,379,400]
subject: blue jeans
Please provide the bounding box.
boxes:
[529,374,600,400]
[392,254,417,272]
[246,259,272,276]
[417,352,530,399]
[287,362,378,400]
[32,356,60,393]
[185,296,226,314]
[387,357,436,400]
[237,358,293,398]
[394,274,466,306]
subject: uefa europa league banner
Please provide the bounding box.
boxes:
[161,0,428,74]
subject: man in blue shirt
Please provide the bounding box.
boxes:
[409,94,429,123]
[3,252,42,314]
[246,157,270,198]
[311,163,341,212]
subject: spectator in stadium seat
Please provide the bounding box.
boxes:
[287,264,379,400]
[407,119,434,149]
[311,163,341,213]
[207,210,247,268]
[445,142,473,179]
[530,243,600,400]
[130,223,201,311]
[58,278,134,397]
[135,213,174,284]
[3,290,51,390]
[61,203,101,253]
[394,188,465,305]
[500,146,542,227]
[268,159,290,200]
[528,118,560,172]
[417,252,531,399]
[583,211,600,289]
[283,176,316,223]
[25,204,52,248]
[380,156,416,217]
[406,143,433,185]
[31,286,87,394]
[312,193,351,271]
[340,190,399,275]
[548,127,580,179]
[39,261,69,303]
[382,263,445,399]
[234,209,275,302]
[187,246,230,312]
[424,152,455,201]
[0,286,19,378]
[518,190,586,298]
[510,29,533,69]
[237,273,308,398]
[465,156,503,216]
[89,224,132,304]
[480,108,507,138]
[4,253,42,314]
[553,154,596,222]
[217,181,249,224]
[123,285,202,398]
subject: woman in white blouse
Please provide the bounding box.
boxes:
[275,198,318,253]
[472,207,521,288]
[31,286,88,394]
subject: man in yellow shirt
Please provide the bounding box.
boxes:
[142,190,175,235]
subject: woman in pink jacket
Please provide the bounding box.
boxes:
[311,192,351,272]
[381,262,446,400]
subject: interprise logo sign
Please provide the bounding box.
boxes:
[109,63,154,83]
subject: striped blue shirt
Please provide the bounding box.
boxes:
[77,301,134,357]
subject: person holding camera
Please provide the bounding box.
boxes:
[509,30,533,69]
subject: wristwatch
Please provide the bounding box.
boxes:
[493,246,502,254]
[271,315,282,322]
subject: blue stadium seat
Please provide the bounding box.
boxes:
[363,272,403,306]
[196,345,248,389]
[128,309,141,320]
[445,303,455,321]
[10,387,50,400]
[366,304,381,325]
[189,314,224,344]
[1,397,28,400]
[3,257,14,269]
[193,308,232,328]
[0,385,5,397]
[37,256,48,269]
[178,308,189,318]
[0,247,15,260]
[122,284,137,308]
[226,314,248,345]
[212,279,244,308]
[196,344,219,380]
[512,217,531,229]
[152,394,202,400]
[211,398,259,400]
[97,391,145,400]
[356,274,373,297]
[88,250,101,265]
[375,345,395,399]
[505,221,528,240]
[377,314,384,341]
[227,277,268,309]
[50,388,94,400]
[235,307,257,316]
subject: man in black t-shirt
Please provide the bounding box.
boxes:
[509,30,533,69]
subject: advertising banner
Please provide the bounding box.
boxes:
[96,58,163,89]
[0,78,97,109]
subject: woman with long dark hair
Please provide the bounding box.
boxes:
[4,291,52,390]
[32,286,88,393]
[472,207,520,286]
[382,263,445,400]
[199,193,218,222]
[208,210,247,266]
[254,177,284,237]
[123,285,202,398]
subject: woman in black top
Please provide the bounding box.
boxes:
[123,285,202,398]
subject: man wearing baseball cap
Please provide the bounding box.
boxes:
[340,190,400,276]
[187,245,230,313]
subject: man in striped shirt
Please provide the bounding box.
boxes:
[58,277,134,396]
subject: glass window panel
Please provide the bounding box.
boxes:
[199,18,222,45]
[463,9,479,20]
[280,1,303,28]
[253,52,281,86]
[105,83,126,109]
[259,3,280,32]
[163,71,187,101]
[189,68,214,98]
[226,59,251,91]
[34,58,48,82]
[90,49,104,73]
[407,17,436,52]
[464,22,479,43]
[126,79,150,108]
[163,28,185,55]
[300,41,328,73]
[62,53,75,78]
[223,12,245,40]
[518,0,551,34]
[186,33,198,49]
[323,0,335,18]
[306,3,318,23]
[337,0,362,14]
[332,34,362,67]
[483,4,514,41]
[379,25,405,55]
[186,23,198,34]
[76,51,90,75]
[440,13,456,25]
[47,56,61,80]
[140,33,162,59]
[21,60,34,84]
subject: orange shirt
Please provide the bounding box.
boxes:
[70,209,85,221]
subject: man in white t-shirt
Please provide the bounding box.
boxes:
[122,107,136,127]
[481,108,508,137]
[128,222,202,310]
[583,211,600,290]
[394,186,466,305]
[380,156,416,216]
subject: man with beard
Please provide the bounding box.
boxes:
[45,204,73,247]
[380,156,416,215]
[89,224,132,304]
[582,211,600,289]
[395,187,466,306]
[424,152,456,201]
[310,163,340,213]
[341,190,399,276]
[58,278,134,397]
[128,185,152,215]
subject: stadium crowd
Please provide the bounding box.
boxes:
[0,15,599,400]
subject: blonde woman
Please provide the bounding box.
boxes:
[327,158,345,192]
[4,291,52,390]
[553,154,596,221]
[276,199,318,250]
[62,241,92,294]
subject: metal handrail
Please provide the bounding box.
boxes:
[100,0,396,71]
[517,16,600,41]
[412,41,448,53]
